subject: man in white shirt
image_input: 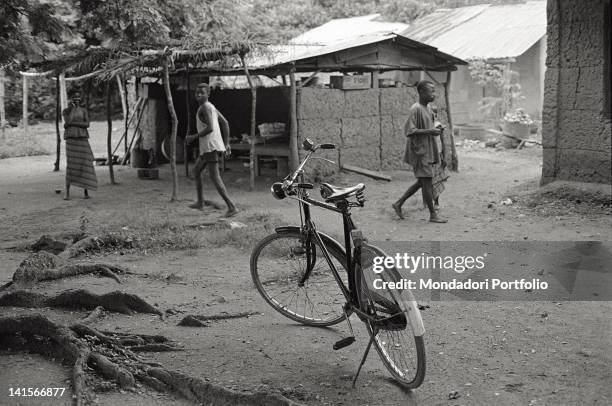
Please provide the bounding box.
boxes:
[186,83,238,217]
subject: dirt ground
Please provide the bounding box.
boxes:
[0,126,611,406]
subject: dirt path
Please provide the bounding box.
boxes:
[0,140,610,405]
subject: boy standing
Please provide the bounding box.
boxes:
[187,83,238,217]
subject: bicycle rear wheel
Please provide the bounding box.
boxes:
[357,243,426,389]
[250,230,348,327]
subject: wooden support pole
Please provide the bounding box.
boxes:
[22,75,28,135]
[59,73,67,118]
[117,75,127,122]
[112,97,143,158]
[289,69,299,171]
[162,56,179,201]
[54,75,61,172]
[116,75,128,154]
[444,71,458,172]
[184,68,191,177]
[106,81,115,184]
[121,99,147,165]
[241,55,257,191]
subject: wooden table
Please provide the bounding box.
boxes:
[230,143,290,177]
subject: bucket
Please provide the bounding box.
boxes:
[501,122,530,140]
[131,148,150,168]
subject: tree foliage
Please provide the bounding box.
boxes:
[0,0,67,67]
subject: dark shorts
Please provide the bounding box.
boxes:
[413,159,434,178]
[200,151,221,163]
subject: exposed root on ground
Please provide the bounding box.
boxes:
[178,312,260,327]
[0,289,162,316]
[1,251,130,290]
[80,306,106,325]
[0,315,303,406]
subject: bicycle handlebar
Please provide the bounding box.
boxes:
[283,140,335,189]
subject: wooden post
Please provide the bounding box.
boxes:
[22,74,28,135]
[116,75,128,154]
[445,71,458,172]
[106,81,115,184]
[54,75,61,172]
[372,71,379,88]
[184,67,191,177]
[59,73,67,117]
[289,68,299,171]
[162,56,179,201]
[0,69,5,139]
[124,76,129,154]
[241,55,257,190]
[85,78,92,113]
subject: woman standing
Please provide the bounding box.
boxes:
[62,89,97,200]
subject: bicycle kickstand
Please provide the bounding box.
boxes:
[333,304,356,350]
[352,334,375,388]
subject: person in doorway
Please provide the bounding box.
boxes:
[392,80,448,223]
[186,83,238,217]
[62,89,97,200]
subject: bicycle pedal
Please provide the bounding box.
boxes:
[333,336,356,350]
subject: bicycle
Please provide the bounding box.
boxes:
[250,138,426,388]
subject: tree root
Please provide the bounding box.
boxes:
[81,306,105,325]
[0,289,162,316]
[2,251,130,290]
[178,312,260,327]
[59,236,101,259]
[0,315,303,406]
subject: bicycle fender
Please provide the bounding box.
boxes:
[274,226,347,258]
[393,289,426,337]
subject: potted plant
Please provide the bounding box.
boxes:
[501,108,533,139]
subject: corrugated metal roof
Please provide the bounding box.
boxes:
[290,14,408,46]
[401,1,546,60]
[246,31,466,71]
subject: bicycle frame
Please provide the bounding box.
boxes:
[278,142,407,326]
[289,162,361,309]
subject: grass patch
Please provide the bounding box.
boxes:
[56,208,286,257]
[0,127,52,159]
[202,212,283,250]
[507,181,611,217]
[0,120,124,159]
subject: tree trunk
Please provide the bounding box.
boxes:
[162,57,179,201]
[444,71,459,172]
[106,81,115,184]
[54,75,61,172]
[289,69,299,171]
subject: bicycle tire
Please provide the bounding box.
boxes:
[356,243,426,389]
[250,230,349,327]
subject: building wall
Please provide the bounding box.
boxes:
[513,37,546,118]
[296,86,452,175]
[541,0,611,184]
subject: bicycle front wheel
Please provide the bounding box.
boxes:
[250,230,348,327]
[357,244,426,389]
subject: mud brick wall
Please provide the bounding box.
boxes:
[541,0,611,184]
[297,87,422,174]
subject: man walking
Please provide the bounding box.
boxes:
[187,83,238,217]
[392,80,447,223]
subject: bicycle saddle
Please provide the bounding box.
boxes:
[320,183,365,202]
